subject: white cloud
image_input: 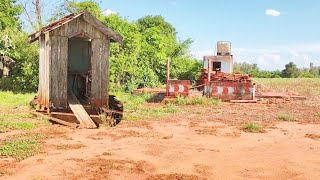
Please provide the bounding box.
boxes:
[103,9,117,16]
[265,9,281,17]
[191,43,320,70]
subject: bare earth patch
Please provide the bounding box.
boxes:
[1,79,320,179]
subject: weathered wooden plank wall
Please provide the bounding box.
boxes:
[42,15,111,109]
[38,34,51,109]
[38,35,45,106]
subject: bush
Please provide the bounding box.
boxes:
[242,122,264,133]
[277,113,295,122]
[174,95,220,106]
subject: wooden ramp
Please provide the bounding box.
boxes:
[68,91,97,129]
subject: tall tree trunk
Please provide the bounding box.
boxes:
[35,0,42,29]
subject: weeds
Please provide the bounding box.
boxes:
[124,104,180,121]
[242,122,264,133]
[0,133,46,161]
[0,113,49,133]
[111,92,152,111]
[56,144,86,150]
[0,91,35,108]
[174,96,220,106]
[277,113,295,122]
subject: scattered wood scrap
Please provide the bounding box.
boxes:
[68,91,97,129]
[230,100,257,103]
[31,111,79,128]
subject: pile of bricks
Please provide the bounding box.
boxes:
[197,69,253,87]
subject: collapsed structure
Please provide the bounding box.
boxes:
[166,41,255,101]
[198,41,255,101]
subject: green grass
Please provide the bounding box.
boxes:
[124,104,180,121]
[0,91,49,133]
[277,113,295,122]
[0,133,46,161]
[111,91,152,111]
[0,91,35,108]
[242,122,264,133]
[0,113,49,133]
[174,96,220,106]
[111,91,220,121]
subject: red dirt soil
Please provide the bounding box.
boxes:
[1,101,320,180]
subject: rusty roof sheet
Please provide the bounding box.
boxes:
[28,11,123,45]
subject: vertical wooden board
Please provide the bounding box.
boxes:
[105,39,110,108]
[38,35,44,104]
[50,36,58,108]
[101,40,109,100]
[67,19,76,36]
[44,33,51,108]
[59,36,68,108]
[79,18,85,33]
[90,39,100,100]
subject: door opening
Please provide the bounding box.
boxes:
[67,37,91,104]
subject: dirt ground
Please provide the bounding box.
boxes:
[1,99,320,180]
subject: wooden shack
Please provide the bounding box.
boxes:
[29,11,123,128]
[0,54,15,78]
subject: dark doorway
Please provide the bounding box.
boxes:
[67,37,91,103]
[212,62,221,72]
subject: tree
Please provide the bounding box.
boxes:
[50,0,103,21]
[0,0,38,91]
[282,62,300,78]
[0,0,22,31]
[19,0,44,30]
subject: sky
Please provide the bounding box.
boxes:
[101,1,320,70]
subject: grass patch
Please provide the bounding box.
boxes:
[242,122,264,133]
[56,144,86,150]
[0,113,49,133]
[277,113,295,122]
[0,91,35,108]
[124,104,180,121]
[111,92,152,111]
[174,96,220,106]
[0,133,46,161]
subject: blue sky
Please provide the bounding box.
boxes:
[101,0,320,70]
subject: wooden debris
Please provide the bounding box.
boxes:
[31,111,79,128]
[68,91,97,129]
[230,100,257,103]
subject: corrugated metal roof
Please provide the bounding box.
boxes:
[28,11,123,45]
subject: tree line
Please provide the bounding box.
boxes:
[234,62,320,78]
[0,0,319,93]
[0,0,201,92]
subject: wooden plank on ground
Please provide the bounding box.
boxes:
[230,100,257,103]
[31,111,79,128]
[68,91,97,129]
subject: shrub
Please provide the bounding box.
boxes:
[242,122,264,133]
[277,113,295,122]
